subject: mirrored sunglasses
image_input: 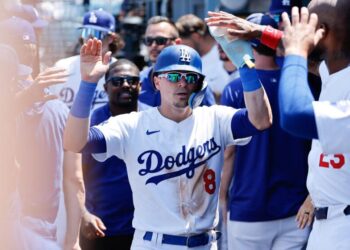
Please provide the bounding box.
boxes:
[157,72,201,84]
[81,28,108,40]
[107,76,140,87]
[143,36,175,46]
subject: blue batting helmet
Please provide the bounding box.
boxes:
[153,45,207,109]
[153,45,204,76]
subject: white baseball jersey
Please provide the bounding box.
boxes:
[308,62,350,207]
[51,55,116,110]
[313,100,350,154]
[93,105,250,235]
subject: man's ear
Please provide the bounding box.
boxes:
[174,37,182,44]
[153,76,161,90]
[319,23,328,39]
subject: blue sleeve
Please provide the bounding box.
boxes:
[220,79,244,108]
[231,109,260,138]
[80,127,107,154]
[279,55,318,139]
[200,86,216,106]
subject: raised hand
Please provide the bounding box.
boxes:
[205,11,264,40]
[282,7,325,58]
[16,67,69,109]
[80,38,112,83]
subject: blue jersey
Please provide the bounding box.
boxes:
[82,104,134,236]
[221,69,309,222]
[138,66,216,108]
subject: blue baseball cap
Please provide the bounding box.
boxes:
[0,16,37,44]
[153,45,204,76]
[80,9,115,33]
[9,4,48,28]
[246,13,278,48]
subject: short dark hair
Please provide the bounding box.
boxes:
[175,14,208,38]
[147,16,179,38]
[253,44,276,57]
[105,59,139,81]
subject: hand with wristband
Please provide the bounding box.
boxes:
[206,11,283,50]
[65,38,112,151]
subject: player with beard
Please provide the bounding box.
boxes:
[80,59,139,250]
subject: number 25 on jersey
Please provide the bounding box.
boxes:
[319,154,345,169]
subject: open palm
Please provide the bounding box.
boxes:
[80,38,111,83]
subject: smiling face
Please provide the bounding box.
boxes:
[105,63,140,108]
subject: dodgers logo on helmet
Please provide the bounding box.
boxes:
[153,45,203,75]
[179,48,191,63]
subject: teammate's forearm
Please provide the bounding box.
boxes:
[240,66,272,130]
[64,81,96,152]
[63,152,85,249]
[220,146,235,200]
[279,55,318,139]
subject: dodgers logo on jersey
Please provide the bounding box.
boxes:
[179,48,191,63]
[137,137,221,185]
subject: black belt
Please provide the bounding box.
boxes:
[314,205,350,220]
[143,231,221,248]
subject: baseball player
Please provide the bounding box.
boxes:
[51,9,123,110]
[63,38,272,249]
[279,5,350,250]
[206,2,350,249]
[80,59,138,250]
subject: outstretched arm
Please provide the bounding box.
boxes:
[206,16,272,130]
[63,151,84,250]
[63,39,111,152]
[279,7,324,139]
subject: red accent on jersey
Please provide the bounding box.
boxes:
[319,154,345,169]
[204,169,216,195]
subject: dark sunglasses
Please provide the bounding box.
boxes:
[157,72,202,84]
[107,76,140,87]
[143,36,175,46]
[81,28,109,40]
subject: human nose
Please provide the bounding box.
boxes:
[149,40,158,47]
[121,79,130,87]
[177,76,187,87]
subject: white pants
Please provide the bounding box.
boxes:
[131,230,218,250]
[307,205,350,250]
[227,215,310,250]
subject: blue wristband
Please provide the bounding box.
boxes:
[239,66,262,92]
[70,81,97,118]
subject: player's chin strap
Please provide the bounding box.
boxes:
[188,80,208,109]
